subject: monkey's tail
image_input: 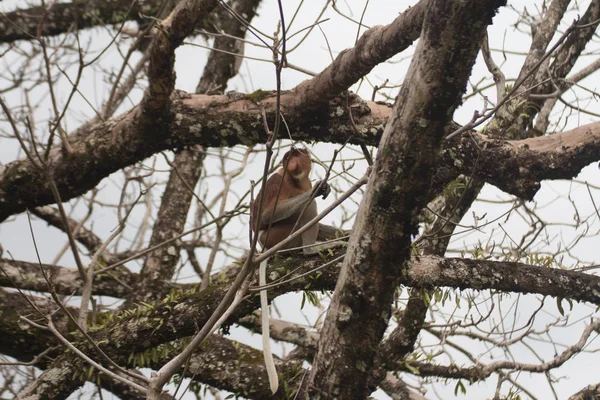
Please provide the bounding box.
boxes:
[260,258,279,394]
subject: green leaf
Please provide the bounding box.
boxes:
[454,380,466,396]
[557,297,565,316]
[404,362,420,375]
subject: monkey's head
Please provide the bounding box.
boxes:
[282,148,311,179]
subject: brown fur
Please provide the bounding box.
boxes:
[251,148,318,250]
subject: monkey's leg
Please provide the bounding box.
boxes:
[299,201,345,255]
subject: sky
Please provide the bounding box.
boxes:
[1,1,600,399]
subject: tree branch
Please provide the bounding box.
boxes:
[306,1,505,397]
[3,92,600,221]
[0,258,137,297]
[11,249,600,398]
[0,0,155,43]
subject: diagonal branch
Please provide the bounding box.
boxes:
[3,93,600,221]
[305,1,506,397]
[291,0,429,110]
[140,0,218,116]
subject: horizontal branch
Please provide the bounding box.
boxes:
[405,256,600,305]
[0,0,155,43]
[8,250,598,354]
[0,258,137,298]
[30,252,600,358]
[2,91,599,220]
[444,121,600,199]
[0,92,387,222]
[8,250,600,397]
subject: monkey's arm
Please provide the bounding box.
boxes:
[258,191,314,227]
[253,177,329,230]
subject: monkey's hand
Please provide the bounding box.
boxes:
[312,180,331,200]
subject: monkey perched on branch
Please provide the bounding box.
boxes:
[251,148,331,250]
[250,147,331,394]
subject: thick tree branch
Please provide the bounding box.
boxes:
[141,0,218,116]
[370,177,480,390]
[3,92,600,221]
[445,121,600,199]
[0,92,385,222]
[12,250,600,398]
[306,1,505,397]
[404,256,600,305]
[291,0,428,110]
[0,0,155,43]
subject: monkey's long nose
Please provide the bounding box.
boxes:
[287,158,299,174]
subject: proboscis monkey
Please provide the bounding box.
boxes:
[250,148,330,394]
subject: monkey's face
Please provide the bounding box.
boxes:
[283,148,311,179]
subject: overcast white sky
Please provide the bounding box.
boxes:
[1,1,600,399]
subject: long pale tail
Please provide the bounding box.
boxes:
[260,258,279,394]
